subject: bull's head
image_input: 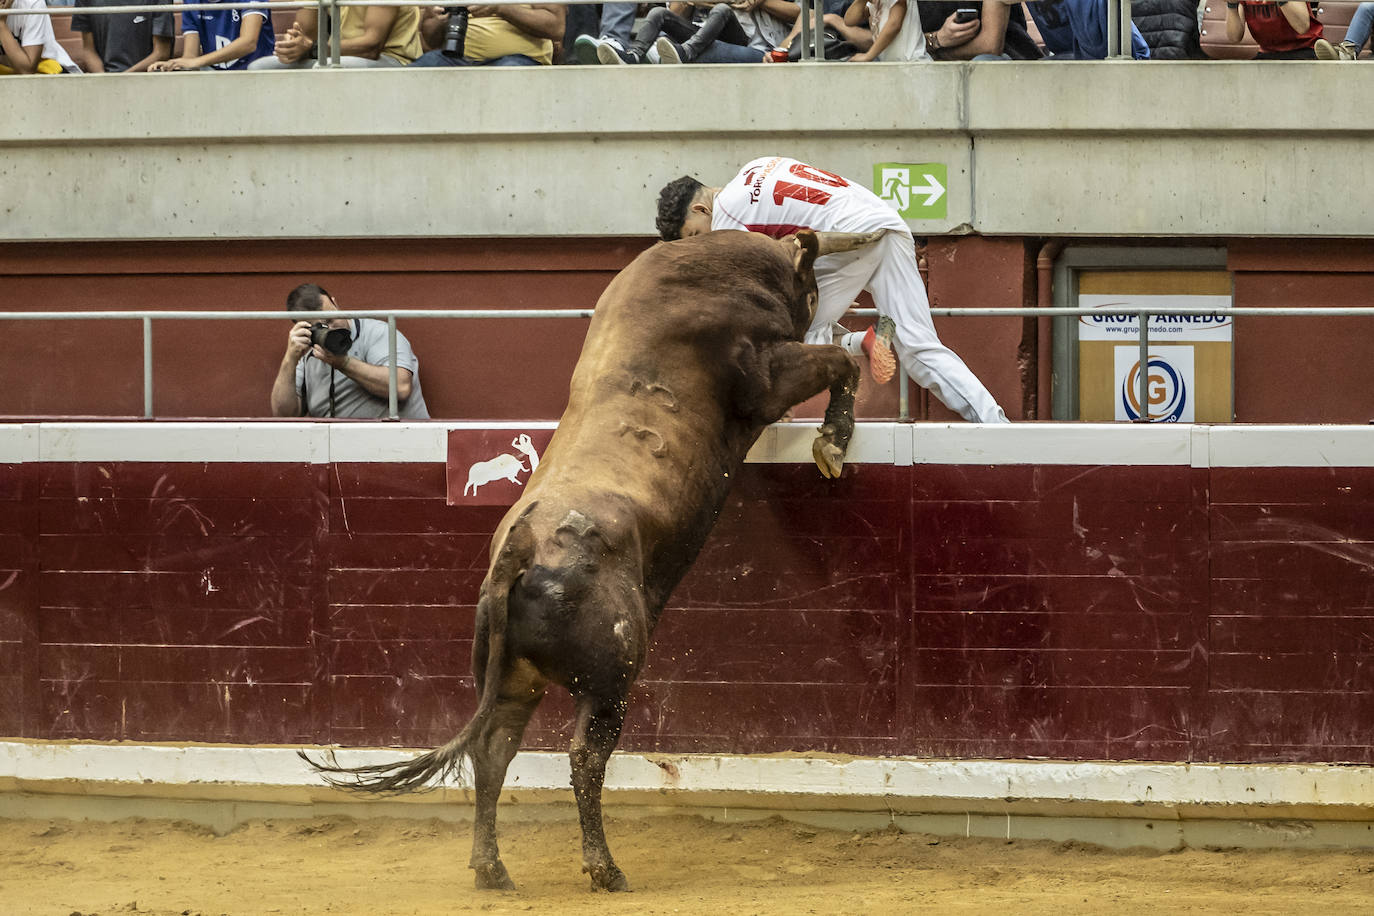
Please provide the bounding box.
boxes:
[788,229,889,325]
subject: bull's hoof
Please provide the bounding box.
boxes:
[473,860,516,891]
[585,863,630,893]
[812,431,845,479]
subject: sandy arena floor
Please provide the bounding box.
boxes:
[2,812,1371,915]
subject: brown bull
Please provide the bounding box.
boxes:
[303,227,882,892]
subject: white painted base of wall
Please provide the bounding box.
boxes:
[3,742,1371,850]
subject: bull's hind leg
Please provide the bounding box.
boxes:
[760,342,861,478]
[469,682,545,890]
[569,694,631,892]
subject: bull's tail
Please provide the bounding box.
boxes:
[299,505,539,796]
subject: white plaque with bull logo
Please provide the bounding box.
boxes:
[447,428,555,506]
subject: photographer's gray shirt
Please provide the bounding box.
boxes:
[294,318,430,419]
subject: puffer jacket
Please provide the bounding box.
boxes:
[1132,0,1205,58]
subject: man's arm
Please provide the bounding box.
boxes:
[0,18,43,72]
[935,1,1014,59]
[78,31,105,72]
[340,5,399,58]
[128,34,172,72]
[270,321,313,417]
[333,359,415,403]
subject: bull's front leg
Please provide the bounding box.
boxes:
[758,342,860,479]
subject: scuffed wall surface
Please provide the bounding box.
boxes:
[4,457,1371,764]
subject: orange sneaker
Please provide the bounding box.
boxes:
[861,316,897,384]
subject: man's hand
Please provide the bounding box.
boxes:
[274,21,313,62]
[730,0,766,11]
[285,321,315,363]
[934,10,981,49]
[467,4,503,16]
[148,58,189,71]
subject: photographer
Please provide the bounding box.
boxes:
[408,2,566,67]
[270,283,430,420]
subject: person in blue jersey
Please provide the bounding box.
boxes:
[148,0,273,70]
[1025,0,1150,58]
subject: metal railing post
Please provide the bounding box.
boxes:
[1137,309,1149,422]
[799,0,812,61]
[813,0,825,60]
[387,316,399,420]
[1107,0,1120,58]
[1120,0,1133,58]
[315,0,329,67]
[328,0,342,67]
[898,368,909,421]
[143,317,153,418]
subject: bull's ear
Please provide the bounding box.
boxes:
[792,230,820,277]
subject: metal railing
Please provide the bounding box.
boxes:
[4,305,1371,421]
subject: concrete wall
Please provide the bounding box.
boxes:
[5,62,1372,241]
[4,421,1373,765]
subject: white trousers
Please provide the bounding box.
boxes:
[803,230,1008,423]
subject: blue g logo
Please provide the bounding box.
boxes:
[1122,357,1187,422]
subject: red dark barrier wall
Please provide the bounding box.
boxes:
[2,424,1371,764]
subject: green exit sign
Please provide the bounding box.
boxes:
[873,162,947,220]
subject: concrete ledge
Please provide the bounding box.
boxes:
[3,742,1371,849]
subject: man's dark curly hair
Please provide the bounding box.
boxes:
[655,175,705,241]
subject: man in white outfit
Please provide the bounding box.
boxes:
[655,156,1008,424]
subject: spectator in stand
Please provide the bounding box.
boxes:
[918,0,1043,60]
[0,0,82,72]
[148,0,273,70]
[839,0,924,60]
[768,0,874,60]
[649,0,799,63]
[569,3,635,63]
[409,3,566,66]
[248,3,421,68]
[589,3,758,64]
[270,283,430,420]
[1315,1,1370,59]
[71,0,173,73]
[1024,0,1150,58]
[1224,0,1321,58]
[1131,0,1203,58]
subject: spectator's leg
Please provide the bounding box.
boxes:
[598,2,635,46]
[407,50,470,66]
[1347,2,1374,51]
[679,4,740,60]
[482,54,541,66]
[563,2,600,62]
[692,40,764,62]
[626,6,673,60]
[247,56,309,70]
[339,55,405,67]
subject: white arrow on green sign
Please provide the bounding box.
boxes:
[873,162,948,220]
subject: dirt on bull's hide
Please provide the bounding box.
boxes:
[3,812,1371,915]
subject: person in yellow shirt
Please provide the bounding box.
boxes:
[409,3,566,66]
[249,2,422,68]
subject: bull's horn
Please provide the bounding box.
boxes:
[813,230,888,256]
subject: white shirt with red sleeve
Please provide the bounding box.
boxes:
[710,156,909,238]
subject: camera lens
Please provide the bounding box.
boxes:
[310,322,352,356]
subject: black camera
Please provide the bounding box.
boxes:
[442,5,470,58]
[310,321,352,356]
